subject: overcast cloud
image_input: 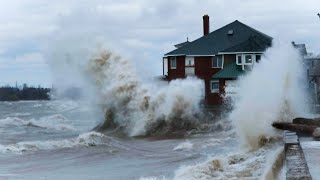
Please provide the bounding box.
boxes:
[0,0,319,87]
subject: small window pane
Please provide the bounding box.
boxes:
[211,81,219,93]
[245,55,252,64]
[256,55,261,63]
[217,57,223,67]
[212,56,223,68]
[237,55,242,64]
[185,57,194,66]
[170,57,176,69]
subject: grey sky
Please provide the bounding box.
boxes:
[0,0,319,87]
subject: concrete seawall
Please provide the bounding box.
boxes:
[284,131,312,180]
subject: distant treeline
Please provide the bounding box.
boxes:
[0,84,50,101]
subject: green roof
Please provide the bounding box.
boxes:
[165,20,272,56]
[174,40,190,48]
[212,63,244,79]
[220,36,271,53]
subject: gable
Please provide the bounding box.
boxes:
[165,20,272,56]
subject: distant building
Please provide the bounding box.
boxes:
[304,55,320,104]
[292,41,320,104]
[162,15,272,106]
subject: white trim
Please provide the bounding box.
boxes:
[222,55,224,69]
[186,55,215,56]
[163,57,168,76]
[164,54,215,57]
[210,80,219,93]
[218,51,263,55]
[236,54,242,65]
[164,54,185,57]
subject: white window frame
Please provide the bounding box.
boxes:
[236,53,255,70]
[212,55,224,68]
[236,54,242,65]
[170,57,176,69]
[210,80,220,93]
[237,54,264,65]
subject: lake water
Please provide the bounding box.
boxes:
[0,100,286,179]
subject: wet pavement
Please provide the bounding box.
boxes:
[300,137,320,179]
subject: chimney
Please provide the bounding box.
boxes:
[203,15,209,36]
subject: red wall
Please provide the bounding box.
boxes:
[166,55,233,105]
[167,56,185,81]
[194,56,223,105]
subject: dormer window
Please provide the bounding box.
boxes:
[236,54,262,70]
[237,54,262,65]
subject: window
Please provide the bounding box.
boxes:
[170,57,176,69]
[245,54,253,64]
[210,80,219,93]
[185,57,194,66]
[256,55,261,63]
[212,56,223,68]
[237,55,242,65]
[185,67,195,75]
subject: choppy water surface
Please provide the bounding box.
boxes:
[0,100,238,180]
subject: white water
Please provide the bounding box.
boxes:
[0,41,311,179]
[227,42,310,150]
[173,42,310,179]
[173,141,193,151]
[0,114,75,131]
[42,13,311,178]
[49,47,204,136]
[0,132,108,153]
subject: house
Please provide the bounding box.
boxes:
[162,15,272,106]
[292,41,320,104]
[306,56,320,104]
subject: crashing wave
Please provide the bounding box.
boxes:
[174,145,283,180]
[226,42,310,150]
[86,50,211,136]
[0,132,110,153]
